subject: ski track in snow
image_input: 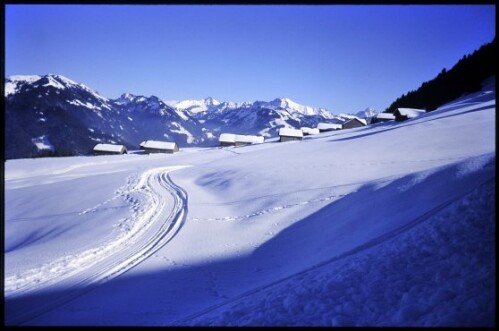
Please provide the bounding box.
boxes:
[5,166,190,325]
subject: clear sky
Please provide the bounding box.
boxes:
[5,5,495,114]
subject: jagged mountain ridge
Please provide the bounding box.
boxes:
[5,74,374,159]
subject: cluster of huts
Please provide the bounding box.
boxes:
[93,139,179,156]
[220,107,425,144]
[275,117,366,142]
[93,107,425,155]
[371,108,426,123]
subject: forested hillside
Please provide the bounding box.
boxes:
[385,38,495,113]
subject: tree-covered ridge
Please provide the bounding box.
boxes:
[385,38,495,113]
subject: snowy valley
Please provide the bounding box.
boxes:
[5,74,370,160]
[4,81,495,326]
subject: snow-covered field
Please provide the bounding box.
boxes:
[4,87,495,326]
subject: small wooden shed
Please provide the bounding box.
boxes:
[279,128,303,142]
[317,123,342,132]
[93,143,128,155]
[139,140,179,154]
[373,113,396,123]
[219,133,264,146]
[394,108,426,121]
[235,135,265,146]
[301,127,320,136]
[219,133,237,146]
[342,118,367,129]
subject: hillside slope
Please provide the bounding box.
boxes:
[4,83,495,326]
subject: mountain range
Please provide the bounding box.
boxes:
[4,74,376,159]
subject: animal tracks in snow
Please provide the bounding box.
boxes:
[190,193,347,222]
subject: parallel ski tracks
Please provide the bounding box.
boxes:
[6,166,189,325]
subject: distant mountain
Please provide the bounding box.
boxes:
[171,96,355,138]
[385,38,496,113]
[4,75,210,159]
[4,74,365,160]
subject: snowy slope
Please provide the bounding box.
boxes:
[4,85,495,326]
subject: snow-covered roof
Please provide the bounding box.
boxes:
[279,128,303,138]
[219,133,237,143]
[140,140,177,150]
[396,108,426,118]
[376,113,396,120]
[317,123,342,130]
[344,118,367,126]
[219,133,264,144]
[93,143,126,153]
[301,127,320,135]
[237,135,265,144]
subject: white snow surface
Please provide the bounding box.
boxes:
[4,88,495,326]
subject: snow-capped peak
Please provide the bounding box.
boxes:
[265,97,333,117]
[203,97,221,106]
[355,107,379,119]
[5,75,42,96]
[114,93,139,104]
[5,74,109,102]
[7,75,43,83]
[174,97,221,114]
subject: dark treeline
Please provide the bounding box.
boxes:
[385,38,496,113]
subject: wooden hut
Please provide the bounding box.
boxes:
[301,127,320,136]
[342,118,367,129]
[93,143,127,155]
[278,128,303,142]
[373,113,396,123]
[394,108,426,121]
[219,133,237,146]
[139,140,179,154]
[317,123,342,132]
[235,135,265,146]
[219,133,265,146]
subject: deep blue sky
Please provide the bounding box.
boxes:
[5,5,495,113]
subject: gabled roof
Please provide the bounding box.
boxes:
[317,122,342,130]
[344,118,367,126]
[301,127,320,135]
[279,128,303,138]
[93,143,126,153]
[376,113,396,120]
[140,140,177,150]
[219,133,264,144]
[236,135,261,144]
[396,108,426,118]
